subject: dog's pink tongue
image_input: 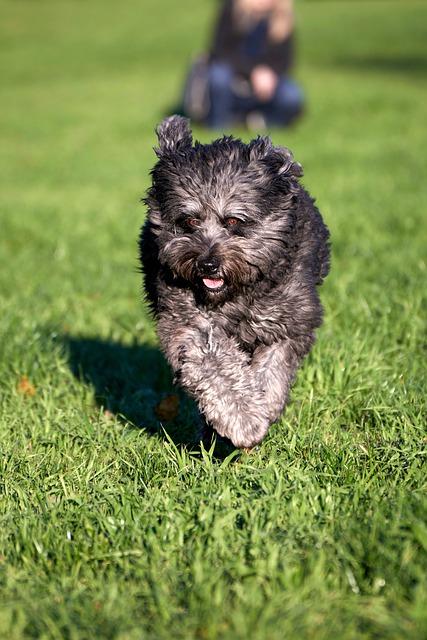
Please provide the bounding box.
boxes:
[203,277,224,290]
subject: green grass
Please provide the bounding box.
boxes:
[0,0,426,638]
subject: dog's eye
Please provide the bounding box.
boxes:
[225,217,240,227]
[186,218,201,229]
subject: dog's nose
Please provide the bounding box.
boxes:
[198,255,220,275]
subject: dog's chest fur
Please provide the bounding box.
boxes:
[164,271,319,353]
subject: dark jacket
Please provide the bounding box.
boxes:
[210,0,295,78]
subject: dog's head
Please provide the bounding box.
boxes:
[145,116,304,305]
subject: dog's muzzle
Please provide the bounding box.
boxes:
[197,255,225,291]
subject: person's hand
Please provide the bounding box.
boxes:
[250,65,278,102]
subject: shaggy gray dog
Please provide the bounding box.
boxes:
[139,116,330,449]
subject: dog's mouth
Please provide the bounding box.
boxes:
[202,277,225,291]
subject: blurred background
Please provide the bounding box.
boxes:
[1,0,426,322]
[1,0,426,339]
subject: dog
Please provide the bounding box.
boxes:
[139,116,330,449]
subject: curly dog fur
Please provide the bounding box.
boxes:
[139,116,330,448]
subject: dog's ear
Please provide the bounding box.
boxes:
[248,135,274,162]
[273,145,303,178]
[249,136,303,178]
[155,115,193,156]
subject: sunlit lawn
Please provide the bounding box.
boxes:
[0,1,426,638]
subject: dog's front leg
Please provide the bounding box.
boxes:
[250,339,303,424]
[159,320,271,448]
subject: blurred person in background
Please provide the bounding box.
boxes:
[182,0,303,129]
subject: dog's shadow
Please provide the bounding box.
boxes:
[61,334,199,447]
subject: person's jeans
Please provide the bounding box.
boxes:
[207,61,304,129]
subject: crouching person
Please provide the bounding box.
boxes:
[183,0,304,129]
